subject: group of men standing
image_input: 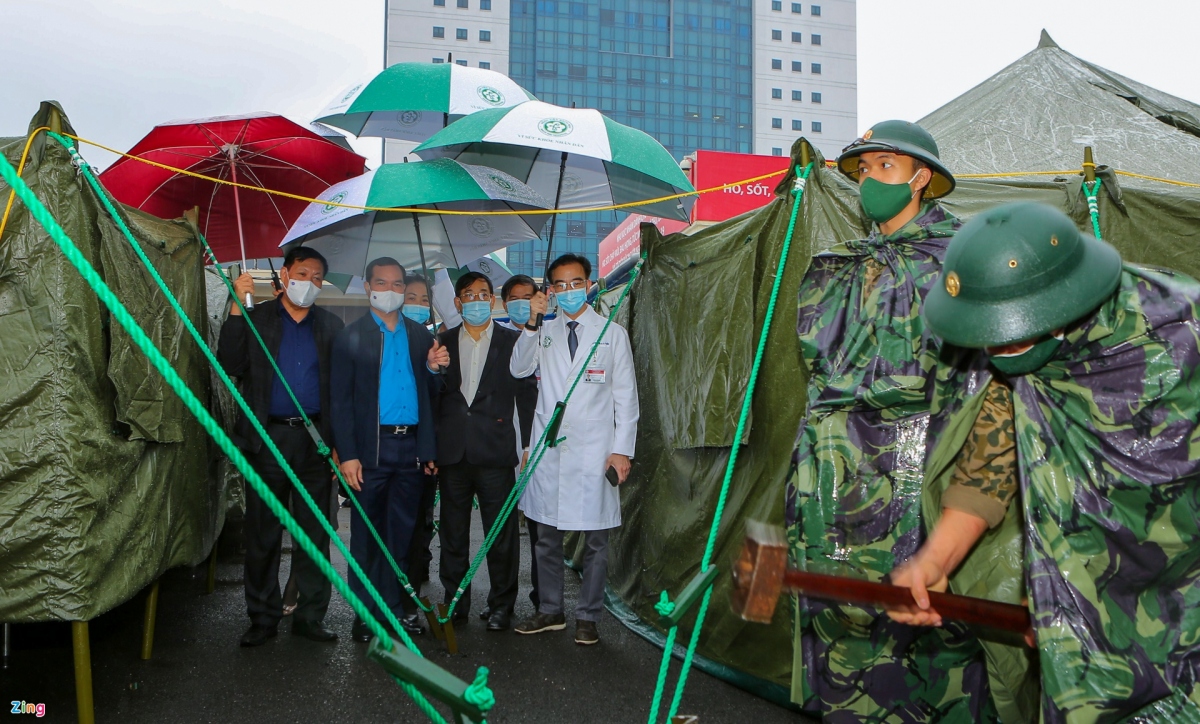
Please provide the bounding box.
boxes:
[217,251,638,649]
[787,120,1200,722]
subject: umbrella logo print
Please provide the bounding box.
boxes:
[538,118,574,137]
[469,216,493,238]
[322,191,347,214]
[477,86,506,106]
[396,111,423,127]
[479,260,493,274]
[487,174,515,193]
[341,84,362,103]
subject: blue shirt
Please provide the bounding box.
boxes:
[270,304,320,417]
[372,311,419,425]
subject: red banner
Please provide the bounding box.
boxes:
[598,213,687,279]
[691,150,791,223]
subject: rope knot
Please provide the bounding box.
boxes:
[654,590,676,617]
[463,666,496,712]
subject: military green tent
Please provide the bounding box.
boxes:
[0,103,231,622]
[603,32,1200,708]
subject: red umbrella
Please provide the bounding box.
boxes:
[100,112,366,263]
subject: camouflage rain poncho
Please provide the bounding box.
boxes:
[785,203,998,722]
[923,264,1200,723]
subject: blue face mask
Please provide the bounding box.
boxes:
[402,304,430,325]
[556,287,588,316]
[506,299,531,326]
[460,300,492,326]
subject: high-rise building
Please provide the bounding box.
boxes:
[384,0,856,277]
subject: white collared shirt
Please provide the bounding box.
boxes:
[459,321,493,405]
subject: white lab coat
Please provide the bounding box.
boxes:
[510,306,638,531]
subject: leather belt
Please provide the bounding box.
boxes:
[380,424,416,435]
[269,414,319,427]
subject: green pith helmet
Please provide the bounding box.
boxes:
[924,202,1123,348]
[837,120,955,199]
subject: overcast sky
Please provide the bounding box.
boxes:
[4,0,1197,170]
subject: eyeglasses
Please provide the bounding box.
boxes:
[459,292,493,302]
[551,280,587,292]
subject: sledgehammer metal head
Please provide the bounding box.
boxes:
[730,521,788,624]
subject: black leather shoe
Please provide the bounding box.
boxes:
[451,607,470,623]
[239,623,278,647]
[351,617,372,643]
[478,606,491,621]
[401,613,426,636]
[292,619,338,642]
[486,608,511,632]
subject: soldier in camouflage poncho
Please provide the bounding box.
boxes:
[892,202,1200,722]
[784,121,998,721]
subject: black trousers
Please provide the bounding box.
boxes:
[438,462,520,614]
[526,513,541,609]
[245,422,333,627]
[349,431,425,622]
[406,471,439,587]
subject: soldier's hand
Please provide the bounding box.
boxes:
[529,290,548,320]
[230,273,255,315]
[340,459,364,492]
[885,556,948,627]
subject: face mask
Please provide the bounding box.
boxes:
[859,171,921,224]
[460,300,492,326]
[402,304,431,325]
[506,299,531,327]
[556,287,588,316]
[989,334,1063,376]
[369,290,403,314]
[285,279,321,308]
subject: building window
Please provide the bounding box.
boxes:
[811,34,821,45]
[791,61,802,72]
[567,220,585,237]
[792,2,802,12]
[433,26,445,38]
[456,59,467,66]
[481,0,491,7]
[772,147,783,156]
[771,88,782,99]
[812,121,823,132]
[458,0,468,6]
[433,57,445,63]
[771,117,782,129]
[811,4,821,14]
[792,119,803,131]
[434,0,445,5]
[597,221,616,237]
[771,58,782,70]
[456,28,468,40]
[791,31,802,43]
[771,29,782,40]
[771,0,782,9]
[479,61,491,69]
[791,90,802,101]
[811,91,822,103]
[479,29,491,41]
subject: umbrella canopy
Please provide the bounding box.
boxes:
[100,112,367,262]
[412,100,695,222]
[314,63,536,143]
[280,158,551,289]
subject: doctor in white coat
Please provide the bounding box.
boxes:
[510,253,638,646]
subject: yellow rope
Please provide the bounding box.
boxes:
[0,125,51,241]
[1113,169,1200,189]
[956,170,1078,178]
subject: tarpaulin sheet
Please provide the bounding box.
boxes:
[0,104,229,622]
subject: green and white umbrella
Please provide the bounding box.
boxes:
[413,100,695,222]
[314,63,536,143]
[280,158,551,289]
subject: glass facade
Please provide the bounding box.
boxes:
[505,0,754,278]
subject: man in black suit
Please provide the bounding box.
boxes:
[218,247,343,647]
[331,257,449,642]
[436,271,538,631]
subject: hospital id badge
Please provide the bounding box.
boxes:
[585,368,606,384]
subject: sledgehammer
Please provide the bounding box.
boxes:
[730,521,1031,641]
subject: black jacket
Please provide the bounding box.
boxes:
[329,312,439,468]
[216,298,343,453]
[435,323,538,469]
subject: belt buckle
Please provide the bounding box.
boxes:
[392,425,404,435]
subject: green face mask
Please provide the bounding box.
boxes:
[859,171,919,224]
[988,335,1063,376]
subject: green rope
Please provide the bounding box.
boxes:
[25,138,446,723]
[1083,178,1104,240]
[463,667,496,713]
[644,164,812,723]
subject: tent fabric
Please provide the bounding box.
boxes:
[0,103,229,622]
[606,32,1200,706]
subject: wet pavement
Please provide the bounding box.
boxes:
[0,506,804,723]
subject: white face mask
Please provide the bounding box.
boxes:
[285,279,321,308]
[369,290,403,315]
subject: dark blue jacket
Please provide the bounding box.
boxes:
[329,312,440,468]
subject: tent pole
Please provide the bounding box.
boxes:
[1083,146,1096,183]
[412,212,432,283]
[541,151,570,283]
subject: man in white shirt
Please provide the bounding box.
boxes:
[510,254,639,646]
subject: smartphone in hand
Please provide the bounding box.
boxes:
[605,465,621,487]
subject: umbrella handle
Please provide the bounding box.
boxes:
[245,291,255,310]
